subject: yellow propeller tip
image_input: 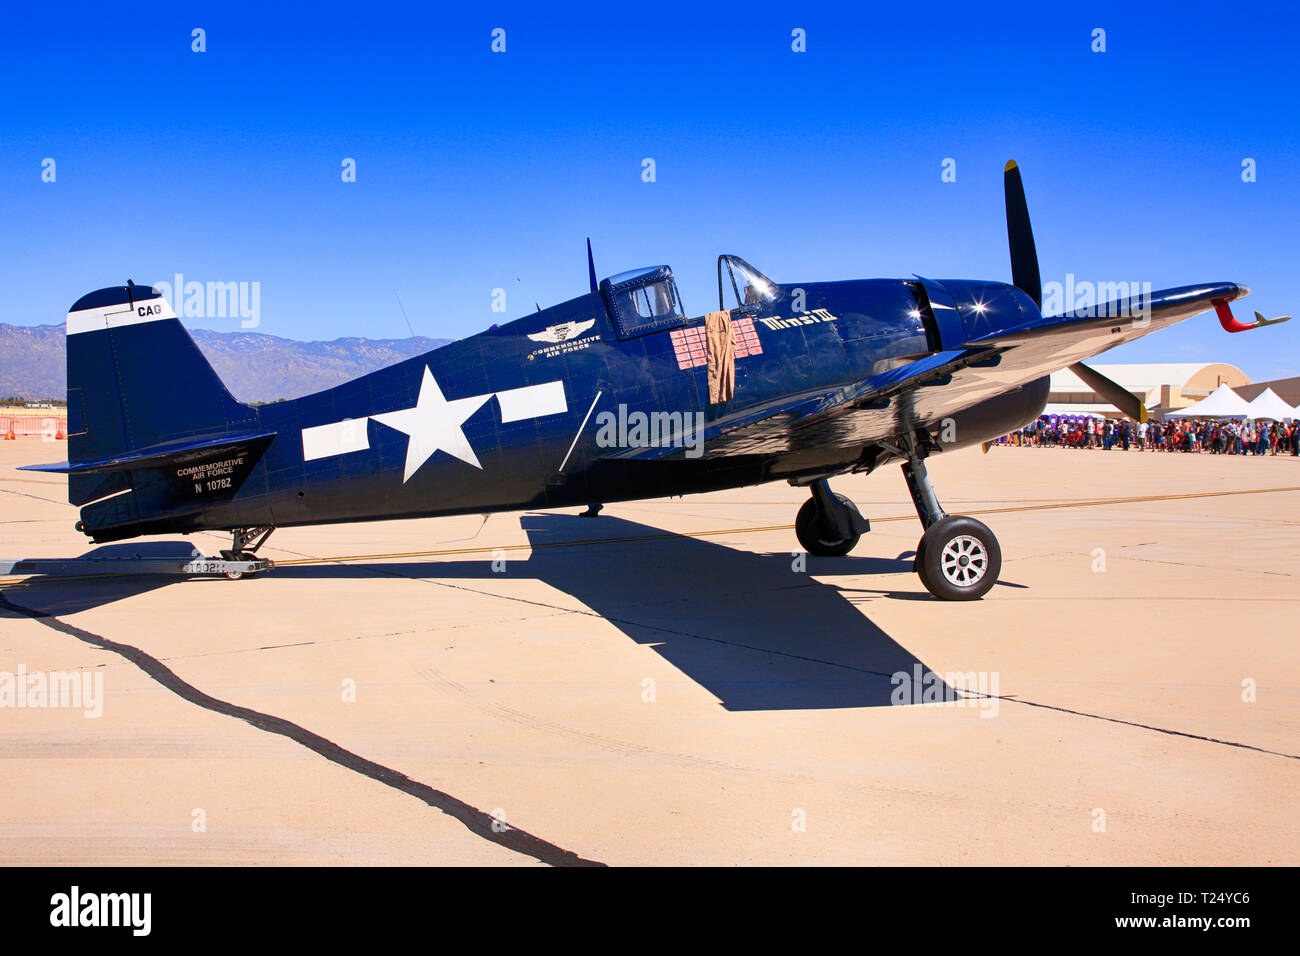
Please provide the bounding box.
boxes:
[1005,160,1018,172]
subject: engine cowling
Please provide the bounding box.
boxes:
[933,375,1049,453]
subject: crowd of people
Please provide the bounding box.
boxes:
[1001,416,1300,455]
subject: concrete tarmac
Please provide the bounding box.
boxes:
[1,440,1296,865]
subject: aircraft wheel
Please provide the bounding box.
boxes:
[917,516,1000,601]
[795,494,862,557]
[913,534,928,573]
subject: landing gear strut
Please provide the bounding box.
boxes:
[892,432,1000,600]
[795,478,870,557]
[219,526,276,580]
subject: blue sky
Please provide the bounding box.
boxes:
[2,0,1297,380]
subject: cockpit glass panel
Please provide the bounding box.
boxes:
[620,279,679,320]
[603,265,689,338]
[719,255,779,310]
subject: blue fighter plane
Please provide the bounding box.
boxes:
[23,162,1282,599]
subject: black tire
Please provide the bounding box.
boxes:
[795,494,862,557]
[917,515,1001,600]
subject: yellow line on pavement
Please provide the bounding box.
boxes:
[3,484,1297,585]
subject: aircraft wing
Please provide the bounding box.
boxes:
[614,281,1245,461]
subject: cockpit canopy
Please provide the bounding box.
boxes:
[718,255,778,311]
[598,257,778,340]
[602,265,688,338]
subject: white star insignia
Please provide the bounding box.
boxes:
[371,367,492,480]
[302,370,569,481]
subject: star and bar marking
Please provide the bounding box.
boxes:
[301,367,567,482]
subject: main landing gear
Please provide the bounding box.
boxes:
[795,478,870,557]
[793,431,1001,600]
[893,432,1000,600]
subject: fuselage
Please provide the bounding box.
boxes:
[164,274,1044,535]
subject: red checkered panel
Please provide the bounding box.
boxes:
[670,327,708,369]
[733,317,763,357]
[670,317,764,370]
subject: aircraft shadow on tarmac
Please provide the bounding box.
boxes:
[6,517,974,712]
[289,513,958,711]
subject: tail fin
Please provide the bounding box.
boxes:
[65,284,255,470]
[22,284,273,537]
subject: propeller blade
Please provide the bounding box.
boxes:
[1070,362,1147,422]
[587,238,598,293]
[1004,160,1041,308]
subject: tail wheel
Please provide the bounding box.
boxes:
[916,516,1001,600]
[795,494,862,557]
[225,559,270,580]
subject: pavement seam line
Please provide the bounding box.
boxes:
[0,592,606,868]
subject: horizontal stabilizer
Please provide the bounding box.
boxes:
[21,431,276,475]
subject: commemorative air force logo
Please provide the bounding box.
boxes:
[527,319,595,343]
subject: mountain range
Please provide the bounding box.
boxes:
[0,323,451,403]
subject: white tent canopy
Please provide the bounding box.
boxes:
[1243,388,1297,421]
[1166,383,1254,419]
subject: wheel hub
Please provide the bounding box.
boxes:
[940,535,987,587]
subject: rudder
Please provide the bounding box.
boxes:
[61,283,262,512]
